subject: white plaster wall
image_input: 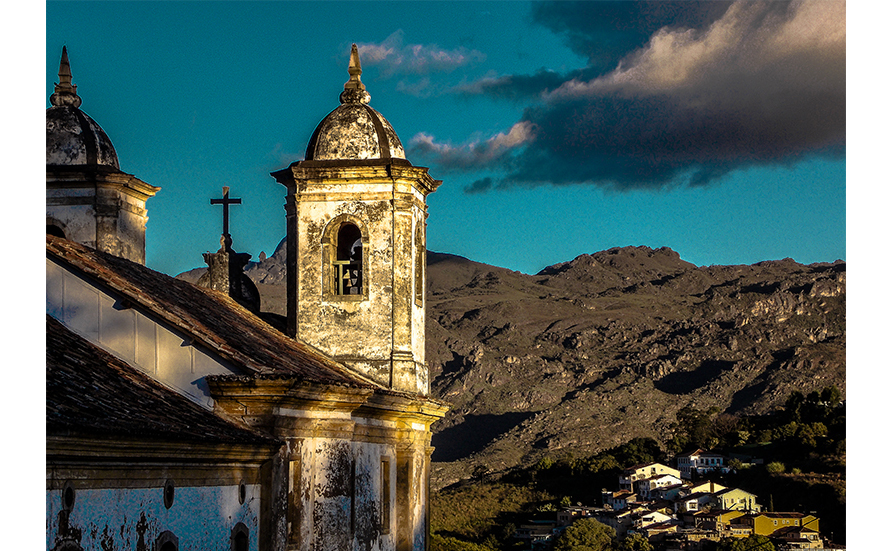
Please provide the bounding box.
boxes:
[46,258,240,407]
[46,484,260,551]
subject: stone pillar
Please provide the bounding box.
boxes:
[199,238,261,313]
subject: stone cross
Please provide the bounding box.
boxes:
[211,186,241,251]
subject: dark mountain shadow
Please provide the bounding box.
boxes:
[432,412,534,462]
[654,360,737,395]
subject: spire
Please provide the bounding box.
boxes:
[339,44,371,105]
[50,46,82,108]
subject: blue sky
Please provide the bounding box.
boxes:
[45,1,846,277]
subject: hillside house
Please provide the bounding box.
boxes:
[514,520,560,547]
[676,449,730,479]
[711,488,761,512]
[602,489,638,510]
[635,520,679,543]
[556,507,598,527]
[691,509,745,533]
[593,507,637,537]
[651,483,689,502]
[674,492,715,514]
[731,512,820,538]
[619,463,682,490]
[635,473,684,500]
[631,509,674,530]
[687,480,726,495]
[772,525,823,548]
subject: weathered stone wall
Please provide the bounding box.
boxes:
[46,483,260,551]
[46,172,157,265]
[279,163,438,395]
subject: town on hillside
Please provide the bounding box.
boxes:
[512,450,836,551]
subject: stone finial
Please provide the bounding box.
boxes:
[340,44,371,105]
[50,46,82,108]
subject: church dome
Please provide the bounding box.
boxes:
[46,47,120,169]
[304,45,406,162]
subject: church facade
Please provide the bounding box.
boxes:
[46,46,447,551]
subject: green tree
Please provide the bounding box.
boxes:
[430,534,495,551]
[553,518,616,551]
[674,406,719,450]
[784,391,805,423]
[534,456,555,472]
[715,534,775,551]
[796,422,828,449]
[765,461,785,474]
[617,533,653,551]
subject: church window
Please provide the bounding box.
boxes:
[163,479,175,509]
[62,482,75,512]
[155,531,178,551]
[231,522,249,551]
[380,457,391,534]
[238,480,246,504]
[47,224,66,238]
[414,222,424,305]
[334,223,363,295]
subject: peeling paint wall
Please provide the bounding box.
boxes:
[46,484,260,551]
[288,436,397,551]
[46,258,241,407]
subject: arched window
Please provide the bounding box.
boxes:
[155,531,178,551]
[47,225,66,238]
[333,223,362,295]
[231,522,249,551]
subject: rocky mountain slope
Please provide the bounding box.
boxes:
[178,242,846,490]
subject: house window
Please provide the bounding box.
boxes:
[333,223,362,295]
[380,457,391,534]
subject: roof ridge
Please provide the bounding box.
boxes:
[46,235,381,389]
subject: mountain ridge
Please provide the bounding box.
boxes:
[177,242,845,490]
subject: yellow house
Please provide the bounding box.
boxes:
[734,512,819,537]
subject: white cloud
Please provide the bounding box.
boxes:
[409,121,536,170]
[547,0,845,101]
[357,30,486,76]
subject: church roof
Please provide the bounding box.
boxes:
[46,47,120,169]
[46,235,378,389]
[304,44,407,162]
[46,315,278,445]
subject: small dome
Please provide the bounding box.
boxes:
[304,44,406,162]
[46,47,120,169]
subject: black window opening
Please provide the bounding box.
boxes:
[231,522,249,551]
[334,224,362,295]
[155,531,178,551]
[47,224,66,238]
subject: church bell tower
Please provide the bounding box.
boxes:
[272,45,441,395]
[46,47,159,264]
